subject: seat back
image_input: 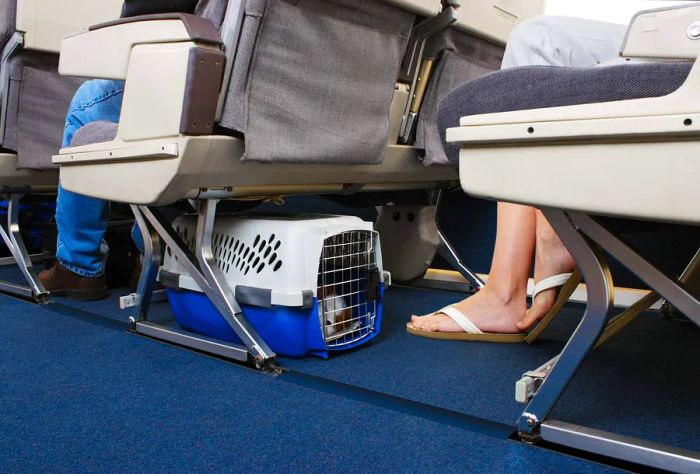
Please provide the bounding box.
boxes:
[415,28,505,166]
[217,0,416,165]
[1,0,121,170]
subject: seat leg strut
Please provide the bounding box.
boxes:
[139,204,275,368]
[0,193,48,302]
[127,205,162,322]
[517,208,613,441]
[571,213,700,326]
[434,189,485,291]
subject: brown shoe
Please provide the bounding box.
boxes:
[38,262,108,301]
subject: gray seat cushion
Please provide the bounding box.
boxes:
[437,62,693,167]
[70,121,119,147]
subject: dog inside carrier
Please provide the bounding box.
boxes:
[161,214,385,358]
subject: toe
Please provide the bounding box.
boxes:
[516,310,540,331]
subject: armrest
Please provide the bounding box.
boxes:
[59,13,222,80]
[621,5,700,60]
[57,14,225,144]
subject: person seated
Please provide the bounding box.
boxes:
[409,15,628,340]
[38,0,199,300]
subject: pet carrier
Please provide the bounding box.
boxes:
[161,214,385,358]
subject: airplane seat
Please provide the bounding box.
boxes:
[0,0,122,302]
[52,0,547,367]
[438,61,693,166]
[414,0,548,167]
[444,4,700,471]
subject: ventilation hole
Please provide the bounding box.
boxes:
[274,241,281,250]
[247,252,255,262]
[253,235,260,247]
[264,247,271,258]
[233,240,240,253]
[527,127,535,134]
[257,263,265,273]
[273,261,283,272]
[259,240,266,252]
[245,266,250,275]
[684,118,693,126]
[269,253,277,264]
[224,235,230,248]
[243,247,250,259]
[252,256,260,267]
[269,234,275,243]
[407,212,415,223]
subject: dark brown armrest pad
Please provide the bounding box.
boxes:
[89,13,222,46]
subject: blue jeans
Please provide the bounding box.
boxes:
[56,79,144,277]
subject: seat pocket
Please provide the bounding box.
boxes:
[237,0,414,164]
[17,66,82,170]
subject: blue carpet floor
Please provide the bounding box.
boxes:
[1,260,698,467]
[0,293,617,473]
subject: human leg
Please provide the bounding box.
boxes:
[410,203,535,334]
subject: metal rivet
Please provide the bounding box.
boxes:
[687,22,700,39]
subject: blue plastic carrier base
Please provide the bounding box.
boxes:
[166,285,383,359]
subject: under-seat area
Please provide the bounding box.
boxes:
[2,249,697,471]
[2,193,698,471]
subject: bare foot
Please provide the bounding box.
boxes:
[517,224,576,331]
[411,287,527,334]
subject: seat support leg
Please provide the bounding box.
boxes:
[516,208,613,440]
[0,193,48,303]
[124,205,162,321]
[570,213,700,326]
[434,189,485,291]
[139,203,275,369]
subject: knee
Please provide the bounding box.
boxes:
[508,16,553,47]
[502,16,560,68]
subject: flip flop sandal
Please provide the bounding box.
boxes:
[406,306,526,343]
[525,269,582,344]
[406,270,581,344]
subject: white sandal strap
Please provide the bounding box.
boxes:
[438,306,484,335]
[532,273,573,300]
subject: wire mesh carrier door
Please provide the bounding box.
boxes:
[317,230,381,348]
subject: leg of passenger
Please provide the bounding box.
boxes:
[411,16,627,335]
[40,80,124,299]
[501,16,628,69]
[500,15,625,328]
[411,203,535,334]
[517,210,577,331]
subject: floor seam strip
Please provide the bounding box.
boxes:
[279,369,515,440]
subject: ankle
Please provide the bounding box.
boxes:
[481,283,527,308]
